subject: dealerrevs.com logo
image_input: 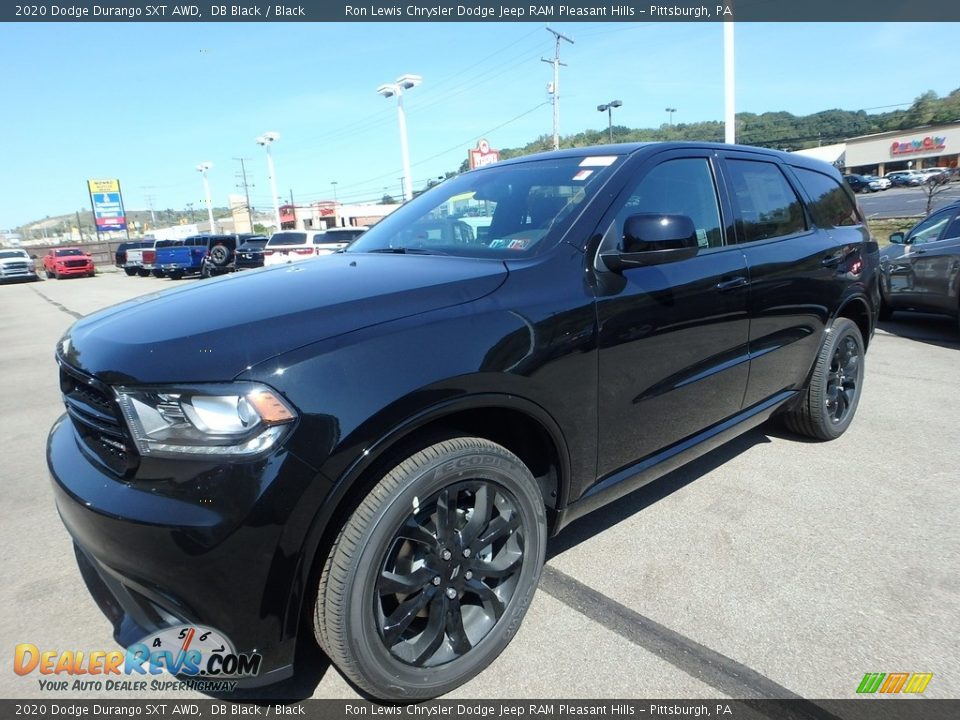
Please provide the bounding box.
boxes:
[14,624,261,693]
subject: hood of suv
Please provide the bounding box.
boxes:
[60,254,507,384]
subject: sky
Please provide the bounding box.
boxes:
[2,21,960,230]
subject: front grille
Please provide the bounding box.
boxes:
[65,259,88,268]
[59,362,139,476]
[4,262,28,271]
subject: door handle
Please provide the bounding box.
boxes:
[913,247,926,254]
[716,276,749,292]
[821,253,843,267]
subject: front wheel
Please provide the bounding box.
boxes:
[783,318,865,441]
[314,437,546,700]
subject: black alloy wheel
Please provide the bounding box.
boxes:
[782,317,865,441]
[824,334,860,425]
[375,481,524,668]
[315,437,546,700]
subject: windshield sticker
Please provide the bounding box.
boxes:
[507,238,531,250]
[579,156,618,167]
[488,239,507,249]
[572,170,594,181]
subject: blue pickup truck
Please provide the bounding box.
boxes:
[156,234,238,280]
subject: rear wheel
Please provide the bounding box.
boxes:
[152,269,165,278]
[124,267,138,277]
[137,269,150,277]
[314,437,546,700]
[168,270,184,281]
[783,318,865,441]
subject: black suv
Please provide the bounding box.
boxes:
[48,143,879,699]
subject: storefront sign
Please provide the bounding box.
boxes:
[891,136,947,156]
[469,139,500,169]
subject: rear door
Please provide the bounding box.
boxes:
[594,149,751,477]
[718,151,849,408]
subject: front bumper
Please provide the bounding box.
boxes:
[47,414,323,687]
[52,266,93,276]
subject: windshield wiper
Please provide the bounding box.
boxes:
[365,247,447,255]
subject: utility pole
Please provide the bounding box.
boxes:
[723,21,736,143]
[542,27,573,151]
[234,157,255,232]
[140,186,157,226]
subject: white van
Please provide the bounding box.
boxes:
[263,227,368,267]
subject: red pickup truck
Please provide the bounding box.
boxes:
[43,248,95,279]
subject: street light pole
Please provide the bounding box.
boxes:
[377,74,421,202]
[665,107,677,126]
[256,132,282,230]
[724,22,736,143]
[196,162,215,234]
[597,100,622,144]
[331,181,338,202]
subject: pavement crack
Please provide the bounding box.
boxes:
[29,285,84,320]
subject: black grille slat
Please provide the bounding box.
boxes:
[58,362,139,476]
[65,259,87,268]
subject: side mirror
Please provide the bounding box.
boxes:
[888,232,905,245]
[600,213,700,271]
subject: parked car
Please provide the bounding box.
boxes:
[917,167,952,185]
[234,236,270,270]
[156,234,238,280]
[884,170,925,187]
[114,241,148,275]
[42,248,95,279]
[201,234,270,276]
[862,174,891,190]
[48,142,878,700]
[262,227,367,266]
[140,239,175,278]
[0,248,39,282]
[879,202,960,332]
[844,174,885,193]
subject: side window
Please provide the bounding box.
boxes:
[615,158,724,249]
[943,215,960,242]
[793,167,860,228]
[908,212,952,245]
[725,159,806,243]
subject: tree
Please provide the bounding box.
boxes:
[380,194,396,205]
[920,174,954,215]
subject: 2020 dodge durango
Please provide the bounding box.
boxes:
[48,143,879,699]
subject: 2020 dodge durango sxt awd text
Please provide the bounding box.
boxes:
[47,143,879,699]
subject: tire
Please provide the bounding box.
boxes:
[168,270,184,281]
[152,269,165,279]
[124,267,138,277]
[200,263,211,279]
[208,244,231,267]
[137,269,150,277]
[314,437,546,700]
[783,318,865,441]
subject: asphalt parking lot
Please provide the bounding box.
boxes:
[1,271,958,702]
[856,183,960,218]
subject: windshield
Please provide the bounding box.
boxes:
[0,250,27,259]
[55,249,83,257]
[347,154,623,259]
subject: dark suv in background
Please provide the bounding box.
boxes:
[48,143,878,699]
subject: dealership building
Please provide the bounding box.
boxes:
[843,121,960,176]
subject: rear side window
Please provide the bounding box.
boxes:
[269,232,307,246]
[793,168,859,228]
[725,159,806,243]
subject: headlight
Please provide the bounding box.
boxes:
[115,383,296,459]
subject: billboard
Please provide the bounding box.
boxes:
[87,178,127,232]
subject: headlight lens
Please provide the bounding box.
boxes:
[115,383,296,459]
